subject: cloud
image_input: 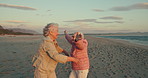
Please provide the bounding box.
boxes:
[95,21,113,24]
[100,16,123,20]
[64,18,124,24]
[63,19,97,22]
[95,21,124,24]
[110,3,148,11]
[114,21,124,23]
[5,20,30,23]
[92,9,104,12]
[59,26,107,34]
[0,3,37,10]
[47,10,51,11]
[59,21,125,33]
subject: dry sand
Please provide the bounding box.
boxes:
[0,35,147,78]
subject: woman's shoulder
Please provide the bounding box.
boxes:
[82,39,88,43]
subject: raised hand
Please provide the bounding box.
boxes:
[73,32,78,41]
[73,58,79,64]
[64,30,68,35]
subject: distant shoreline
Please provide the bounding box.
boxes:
[92,35,148,46]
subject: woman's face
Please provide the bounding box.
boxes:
[73,33,82,41]
[51,29,59,39]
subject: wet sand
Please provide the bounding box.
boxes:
[0,35,147,78]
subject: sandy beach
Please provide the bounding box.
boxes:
[0,35,147,78]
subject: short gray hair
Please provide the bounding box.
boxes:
[43,23,59,37]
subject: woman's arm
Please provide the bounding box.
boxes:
[67,57,79,63]
[64,30,73,44]
[43,40,78,64]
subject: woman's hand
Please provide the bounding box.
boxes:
[73,32,83,42]
[67,57,79,64]
[73,32,78,41]
[73,58,79,64]
[64,30,68,35]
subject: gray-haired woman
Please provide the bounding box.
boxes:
[32,23,79,78]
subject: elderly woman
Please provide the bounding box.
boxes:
[64,30,90,78]
[32,23,78,78]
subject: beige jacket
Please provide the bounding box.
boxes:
[32,36,67,72]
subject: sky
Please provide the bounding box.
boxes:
[0,0,148,34]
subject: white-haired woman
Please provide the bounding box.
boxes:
[64,30,90,78]
[32,23,79,78]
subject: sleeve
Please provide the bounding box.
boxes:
[56,45,64,53]
[54,40,64,53]
[43,41,67,64]
[65,34,73,44]
[74,40,88,50]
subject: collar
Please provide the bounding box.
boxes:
[44,36,57,42]
[44,36,53,42]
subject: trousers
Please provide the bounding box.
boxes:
[69,69,89,78]
[34,68,56,78]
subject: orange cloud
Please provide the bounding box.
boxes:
[5,20,30,23]
[0,3,37,10]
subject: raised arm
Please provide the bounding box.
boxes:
[64,30,73,44]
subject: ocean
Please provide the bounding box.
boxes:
[96,36,148,46]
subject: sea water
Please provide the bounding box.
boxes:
[96,36,148,46]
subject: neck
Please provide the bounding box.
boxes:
[48,35,55,40]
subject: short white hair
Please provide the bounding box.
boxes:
[43,23,58,37]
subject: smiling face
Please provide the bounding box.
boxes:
[50,28,59,39]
